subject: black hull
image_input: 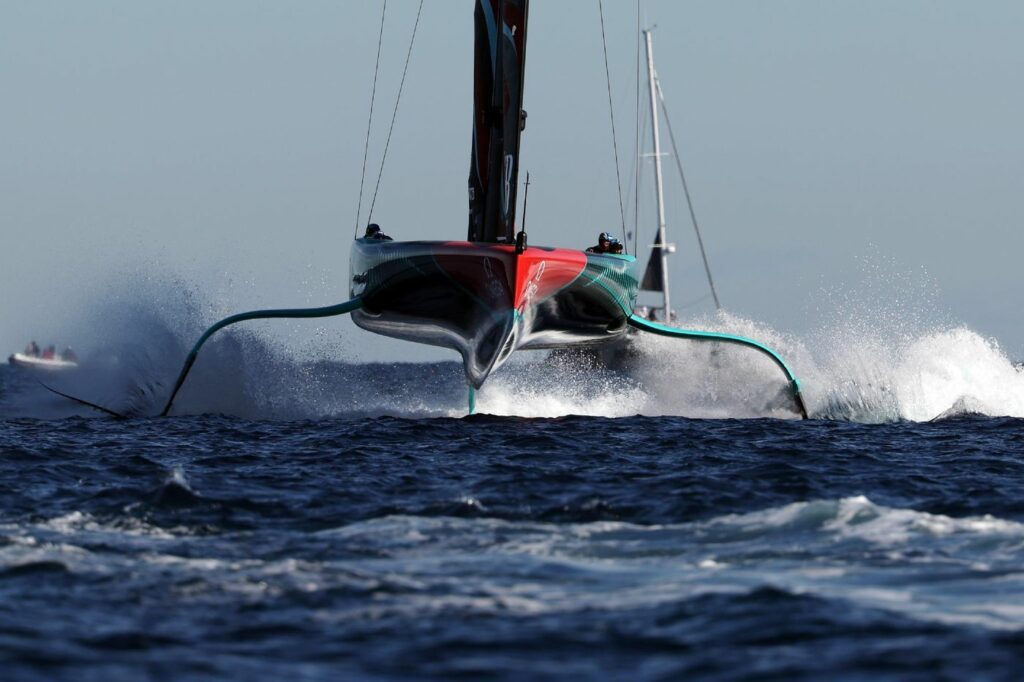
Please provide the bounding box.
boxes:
[349,240,638,387]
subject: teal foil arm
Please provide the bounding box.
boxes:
[160,298,364,417]
[627,314,809,419]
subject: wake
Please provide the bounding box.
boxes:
[3,272,1023,422]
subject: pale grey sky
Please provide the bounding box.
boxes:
[2,1,1022,362]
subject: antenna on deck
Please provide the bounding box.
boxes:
[515,171,530,254]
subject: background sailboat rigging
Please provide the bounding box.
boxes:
[634,27,721,323]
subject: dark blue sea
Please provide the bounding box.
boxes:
[3,321,1024,680]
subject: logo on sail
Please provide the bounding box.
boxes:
[502,154,513,217]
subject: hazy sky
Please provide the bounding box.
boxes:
[2,1,1022,362]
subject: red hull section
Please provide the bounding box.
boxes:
[436,242,587,313]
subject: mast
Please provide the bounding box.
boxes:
[643,29,671,320]
[467,0,530,243]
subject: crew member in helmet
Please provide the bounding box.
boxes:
[364,223,393,241]
[586,232,623,254]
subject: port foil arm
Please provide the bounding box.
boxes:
[160,297,364,416]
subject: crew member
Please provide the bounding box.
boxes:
[586,232,623,254]
[364,223,393,241]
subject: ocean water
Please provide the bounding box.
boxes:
[3,296,1024,680]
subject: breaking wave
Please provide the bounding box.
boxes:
[4,496,1023,632]
[600,311,1024,422]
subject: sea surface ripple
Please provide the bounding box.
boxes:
[2,363,1024,679]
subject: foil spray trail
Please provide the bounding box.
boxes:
[1,272,469,420]
[2,272,1023,422]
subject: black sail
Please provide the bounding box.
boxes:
[467,0,530,243]
[640,242,664,292]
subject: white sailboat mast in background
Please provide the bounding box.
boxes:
[641,28,673,322]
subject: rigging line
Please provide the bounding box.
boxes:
[597,0,626,248]
[355,0,388,239]
[622,103,647,232]
[632,0,642,256]
[657,88,722,310]
[633,114,648,234]
[622,129,638,227]
[675,291,713,311]
[367,0,424,223]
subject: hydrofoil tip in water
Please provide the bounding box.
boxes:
[39,382,128,419]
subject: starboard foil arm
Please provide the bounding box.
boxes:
[626,314,809,419]
[160,297,364,417]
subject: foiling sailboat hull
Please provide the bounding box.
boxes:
[350,239,638,387]
[44,1,808,420]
